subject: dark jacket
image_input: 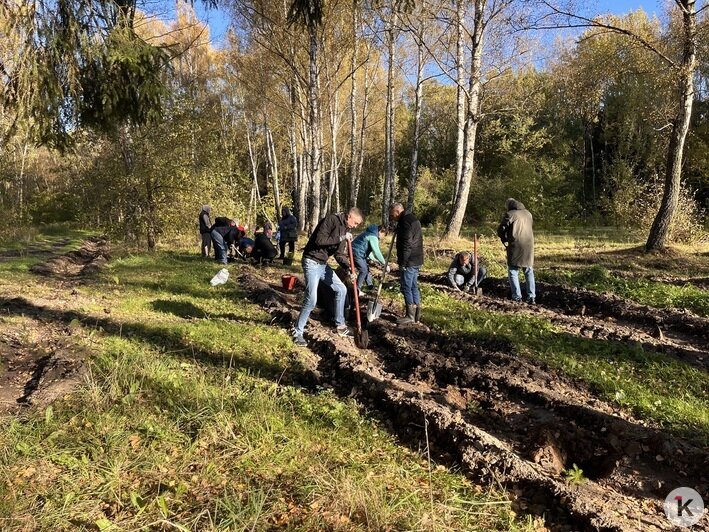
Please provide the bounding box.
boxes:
[303,213,348,266]
[497,199,534,268]
[199,206,211,234]
[278,207,298,242]
[253,232,277,261]
[212,225,241,247]
[395,212,424,268]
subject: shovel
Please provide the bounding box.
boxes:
[471,233,482,296]
[346,238,369,349]
[367,232,397,322]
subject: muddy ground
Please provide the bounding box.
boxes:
[0,238,109,413]
[239,268,708,532]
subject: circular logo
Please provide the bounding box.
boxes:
[664,487,705,528]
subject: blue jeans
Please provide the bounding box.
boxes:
[294,258,347,336]
[400,265,421,305]
[211,230,227,264]
[508,266,535,301]
[354,254,372,290]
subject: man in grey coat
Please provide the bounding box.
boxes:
[497,198,535,304]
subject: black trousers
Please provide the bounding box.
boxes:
[279,240,295,257]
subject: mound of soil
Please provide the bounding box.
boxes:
[30,236,110,278]
[237,269,709,532]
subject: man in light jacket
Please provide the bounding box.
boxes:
[497,198,535,304]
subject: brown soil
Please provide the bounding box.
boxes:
[29,236,110,279]
[0,319,87,413]
[237,268,709,532]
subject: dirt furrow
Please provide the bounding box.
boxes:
[238,270,707,531]
[419,273,709,369]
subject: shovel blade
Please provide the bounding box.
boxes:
[355,328,369,349]
[367,300,382,322]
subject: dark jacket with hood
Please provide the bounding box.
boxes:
[303,213,349,267]
[497,198,534,268]
[253,231,277,260]
[211,219,243,247]
[278,207,298,242]
[395,212,424,268]
[199,206,212,234]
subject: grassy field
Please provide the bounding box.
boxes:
[0,230,531,531]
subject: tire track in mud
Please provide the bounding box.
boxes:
[238,270,709,532]
[419,273,709,372]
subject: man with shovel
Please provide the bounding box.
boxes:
[292,207,364,347]
[390,203,424,325]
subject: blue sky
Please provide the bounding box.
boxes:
[176,1,663,47]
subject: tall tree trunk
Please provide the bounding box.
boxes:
[646,0,697,251]
[453,0,466,206]
[265,125,281,224]
[354,58,371,208]
[383,7,398,225]
[307,21,323,232]
[349,0,359,207]
[407,19,425,212]
[445,0,485,240]
[145,175,157,251]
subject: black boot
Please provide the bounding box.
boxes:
[397,304,416,325]
[414,305,421,323]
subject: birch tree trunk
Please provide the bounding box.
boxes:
[307,22,323,232]
[646,0,697,250]
[348,0,359,207]
[383,6,398,225]
[453,0,466,205]
[265,125,282,223]
[406,19,425,212]
[445,0,485,239]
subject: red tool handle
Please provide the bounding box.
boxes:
[346,238,362,333]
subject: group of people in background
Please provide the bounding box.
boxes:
[198,197,534,348]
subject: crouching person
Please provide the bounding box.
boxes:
[292,207,364,347]
[351,224,388,296]
[252,224,278,265]
[448,252,486,292]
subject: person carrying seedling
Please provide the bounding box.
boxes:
[292,207,364,347]
[390,202,424,325]
[351,224,389,296]
[447,252,487,292]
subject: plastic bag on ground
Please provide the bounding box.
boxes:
[210,268,229,286]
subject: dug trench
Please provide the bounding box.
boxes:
[238,269,708,532]
[0,237,110,413]
[419,273,709,372]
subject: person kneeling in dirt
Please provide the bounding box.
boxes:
[292,207,364,347]
[390,202,424,325]
[448,252,487,292]
[497,198,535,304]
[352,224,389,296]
[252,224,278,265]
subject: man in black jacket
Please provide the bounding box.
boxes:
[390,202,424,325]
[199,205,212,258]
[210,218,241,265]
[292,207,364,347]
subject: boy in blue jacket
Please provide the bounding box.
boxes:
[351,224,389,295]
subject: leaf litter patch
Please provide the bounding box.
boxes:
[237,269,708,532]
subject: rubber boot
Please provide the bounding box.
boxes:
[397,304,416,325]
[414,304,421,323]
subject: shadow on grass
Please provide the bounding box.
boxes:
[0,296,298,381]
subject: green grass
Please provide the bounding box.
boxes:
[0,240,531,531]
[422,287,709,447]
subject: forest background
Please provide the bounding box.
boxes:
[1,0,707,249]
